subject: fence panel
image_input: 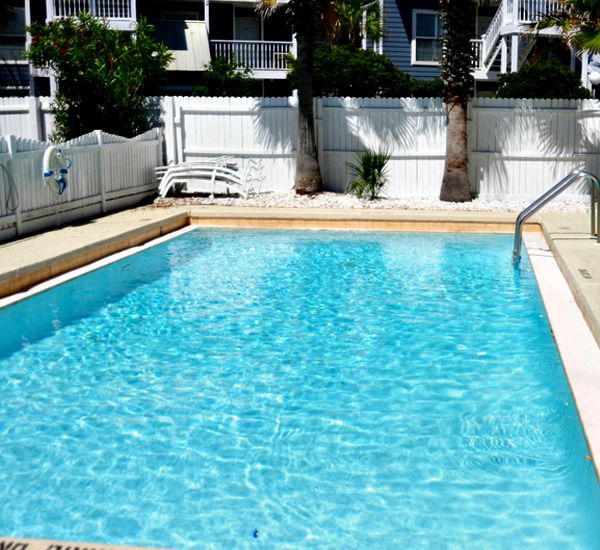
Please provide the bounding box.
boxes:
[2,95,600,203]
[0,97,53,141]
[0,129,160,242]
[102,129,162,195]
[163,96,297,193]
[471,98,600,199]
[320,97,446,196]
[163,95,600,200]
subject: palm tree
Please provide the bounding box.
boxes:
[334,0,383,48]
[439,0,477,203]
[260,0,330,194]
[534,1,600,52]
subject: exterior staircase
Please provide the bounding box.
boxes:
[472,0,562,81]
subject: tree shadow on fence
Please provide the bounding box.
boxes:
[250,96,446,195]
[472,98,600,201]
[250,97,297,192]
[315,96,446,194]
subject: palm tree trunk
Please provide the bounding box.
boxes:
[439,97,471,202]
[439,0,476,203]
[294,34,323,195]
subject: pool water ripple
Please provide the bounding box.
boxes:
[0,229,599,548]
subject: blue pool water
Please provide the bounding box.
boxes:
[0,229,598,548]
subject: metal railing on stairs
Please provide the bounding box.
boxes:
[513,168,600,262]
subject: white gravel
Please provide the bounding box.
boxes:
[153,192,591,213]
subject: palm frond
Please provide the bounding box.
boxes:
[575,23,600,52]
[256,0,280,17]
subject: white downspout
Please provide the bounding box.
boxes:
[582,52,591,90]
[510,34,519,72]
[25,0,33,96]
[378,0,384,53]
[205,0,210,33]
[44,0,53,23]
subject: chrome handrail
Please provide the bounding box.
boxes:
[513,168,600,262]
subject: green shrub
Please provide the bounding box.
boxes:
[410,77,444,98]
[494,60,591,99]
[288,45,413,97]
[287,45,443,98]
[192,56,258,97]
[27,14,172,141]
[347,149,391,200]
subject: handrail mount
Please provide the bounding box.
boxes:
[513,168,600,262]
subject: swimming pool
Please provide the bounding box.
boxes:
[0,229,598,548]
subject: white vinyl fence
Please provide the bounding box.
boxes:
[3,95,600,203]
[162,95,600,200]
[0,97,53,141]
[0,128,161,242]
[470,98,600,199]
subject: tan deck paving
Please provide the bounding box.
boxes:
[0,537,171,550]
[538,212,600,347]
[0,204,599,547]
[0,207,188,299]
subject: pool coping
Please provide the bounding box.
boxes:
[0,206,537,300]
[524,232,600,482]
[0,205,599,549]
[0,537,172,550]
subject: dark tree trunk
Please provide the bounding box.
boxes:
[294,34,323,195]
[439,98,471,202]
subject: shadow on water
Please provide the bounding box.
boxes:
[0,231,213,358]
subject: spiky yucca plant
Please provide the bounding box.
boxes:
[346,149,391,200]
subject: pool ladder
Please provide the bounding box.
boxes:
[513,168,600,262]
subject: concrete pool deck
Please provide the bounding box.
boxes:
[0,204,599,549]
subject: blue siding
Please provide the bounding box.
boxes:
[382,0,440,80]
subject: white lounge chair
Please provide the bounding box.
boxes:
[156,157,264,199]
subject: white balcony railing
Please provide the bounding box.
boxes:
[505,0,562,24]
[479,0,561,70]
[46,0,136,29]
[211,40,294,72]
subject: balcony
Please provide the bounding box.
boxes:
[473,0,562,76]
[46,0,137,31]
[211,40,294,79]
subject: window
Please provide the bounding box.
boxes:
[412,10,443,65]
